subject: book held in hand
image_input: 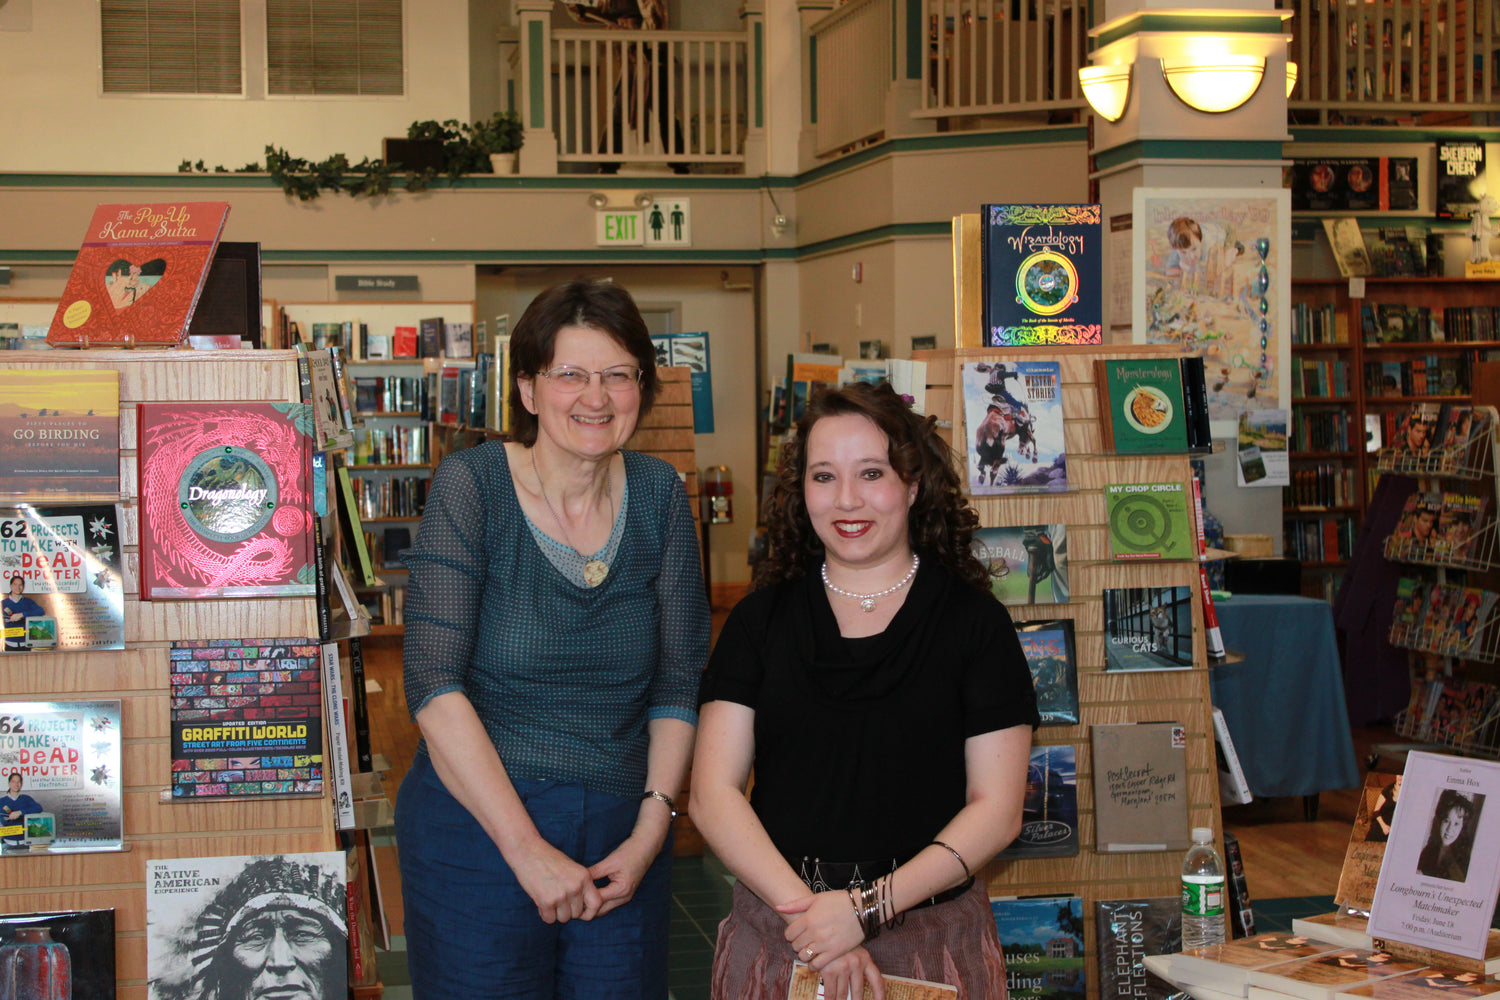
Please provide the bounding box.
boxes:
[788,960,958,999]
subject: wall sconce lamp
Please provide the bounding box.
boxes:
[1078,64,1133,122]
[1160,54,1267,113]
[587,191,654,210]
[1286,61,1299,98]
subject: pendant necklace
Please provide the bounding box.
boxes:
[821,554,920,612]
[533,449,612,587]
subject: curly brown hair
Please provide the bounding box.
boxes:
[755,381,992,593]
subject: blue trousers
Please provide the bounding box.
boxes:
[396,752,673,999]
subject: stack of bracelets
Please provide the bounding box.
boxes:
[846,876,897,941]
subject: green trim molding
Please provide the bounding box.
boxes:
[1093,138,1284,171]
[528,20,546,130]
[1094,11,1290,48]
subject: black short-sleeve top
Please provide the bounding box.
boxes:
[698,558,1039,864]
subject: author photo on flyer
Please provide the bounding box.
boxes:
[1416,789,1483,883]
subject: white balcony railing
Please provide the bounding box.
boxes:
[810,0,893,157]
[918,0,1088,119]
[547,28,749,166]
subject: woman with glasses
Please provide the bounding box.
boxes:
[396,278,709,999]
[692,382,1037,1000]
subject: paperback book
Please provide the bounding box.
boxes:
[1095,897,1182,1000]
[0,908,116,999]
[0,368,120,494]
[0,700,123,853]
[1016,618,1079,726]
[999,745,1078,860]
[980,203,1103,346]
[1171,933,1340,995]
[1094,358,1190,453]
[1248,949,1428,1000]
[1105,482,1196,560]
[991,895,1086,1000]
[47,201,231,346]
[1102,586,1194,671]
[1089,722,1190,853]
[961,360,1068,495]
[1225,831,1256,938]
[971,525,1069,605]
[1338,970,1500,1000]
[147,853,348,1000]
[0,503,124,652]
[1337,772,1404,911]
[137,402,317,600]
[788,961,958,999]
[1213,708,1253,807]
[1436,140,1486,221]
[168,638,324,799]
[1295,912,1376,951]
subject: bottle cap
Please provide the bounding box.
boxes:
[1192,826,1214,842]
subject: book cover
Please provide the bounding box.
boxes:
[1392,579,1431,647]
[971,525,1069,605]
[1324,219,1374,278]
[0,908,116,999]
[335,463,378,587]
[1090,722,1191,853]
[444,321,474,360]
[1367,751,1500,962]
[1339,970,1500,1000]
[0,503,124,652]
[1172,933,1339,994]
[999,745,1079,860]
[47,202,230,346]
[137,402,317,600]
[1105,482,1195,560]
[961,360,1067,494]
[991,895,1086,1000]
[1337,772,1404,911]
[1017,618,1078,726]
[1102,586,1194,671]
[147,853,348,1000]
[980,203,1103,346]
[1095,897,1182,1000]
[168,638,324,800]
[393,325,419,358]
[187,241,262,347]
[1225,831,1256,938]
[1095,358,1189,453]
[1436,141,1486,221]
[320,641,356,830]
[0,699,122,852]
[1295,912,1375,951]
[1213,708,1253,807]
[306,350,353,452]
[1372,936,1500,978]
[1439,494,1489,562]
[1248,949,1428,1000]
[418,316,444,358]
[0,369,120,494]
[787,961,958,999]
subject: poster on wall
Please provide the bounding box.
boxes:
[651,332,714,433]
[1133,188,1292,437]
[1436,139,1487,220]
[1287,157,1419,212]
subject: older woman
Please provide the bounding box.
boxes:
[692,382,1038,1000]
[396,279,709,999]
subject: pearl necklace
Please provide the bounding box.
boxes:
[821,554,920,613]
[533,449,613,587]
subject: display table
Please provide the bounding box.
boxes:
[1211,594,1361,813]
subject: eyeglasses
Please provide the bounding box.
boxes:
[537,364,644,393]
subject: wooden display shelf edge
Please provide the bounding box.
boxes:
[1293,396,1356,404]
[1364,395,1472,404]
[348,463,433,471]
[1365,341,1500,352]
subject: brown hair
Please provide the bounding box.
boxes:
[507,279,660,445]
[755,381,991,592]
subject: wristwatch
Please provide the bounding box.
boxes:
[641,789,678,820]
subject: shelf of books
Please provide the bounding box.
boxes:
[919,340,1227,1000]
[1288,277,1500,599]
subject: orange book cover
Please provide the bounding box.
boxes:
[47,202,231,347]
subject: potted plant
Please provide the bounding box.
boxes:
[468,110,524,174]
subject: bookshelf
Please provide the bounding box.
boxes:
[1288,277,1500,598]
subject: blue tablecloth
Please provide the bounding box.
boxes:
[1212,594,1362,799]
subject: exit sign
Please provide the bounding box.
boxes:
[596,211,644,246]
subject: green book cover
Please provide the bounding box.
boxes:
[1099,359,1188,453]
[1105,482,1195,560]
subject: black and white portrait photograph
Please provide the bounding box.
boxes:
[1416,789,1484,883]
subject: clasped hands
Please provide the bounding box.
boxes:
[509,830,661,924]
[779,891,885,1000]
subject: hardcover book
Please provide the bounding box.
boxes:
[418,316,444,358]
[1095,897,1182,1000]
[147,853,348,1000]
[306,349,354,452]
[393,325,419,358]
[444,321,474,360]
[47,202,230,346]
[1436,140,1486,221]
[1214,708,1253,807]
[999,745,1079,860]
[1367,751,1500,963]
[1102,586,1194,671]
[971,524,1069,605]
[1338,772,1404,911]
[0,503,124,652]
[961,360,1067,494]
[1105,482,1195,560]
[991,895,1086,1000]
[980,203,1103,346]
[1171,933,1340,995]
[0,700,123,853]
[0,368,120,494]
[1017,618,1078,726]
[1247,949,1428,1000]
[137,402,317,600]
[168,638,324,800]
[0,909,116,999]
[1095,358,1190,453]
[1089,722,1191,853]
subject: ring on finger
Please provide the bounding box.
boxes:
[804,945,816,959]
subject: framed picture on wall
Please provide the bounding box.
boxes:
[1132,188,1292,438]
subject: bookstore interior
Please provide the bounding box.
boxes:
[4,33,1500,997]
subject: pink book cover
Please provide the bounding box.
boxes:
[137,402,316,599]
[47,202,230,346]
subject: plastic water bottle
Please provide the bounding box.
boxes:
[1181,826,1227,950]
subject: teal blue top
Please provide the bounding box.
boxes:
[402,442,708,797]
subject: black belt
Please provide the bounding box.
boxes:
[791,856,974,910]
